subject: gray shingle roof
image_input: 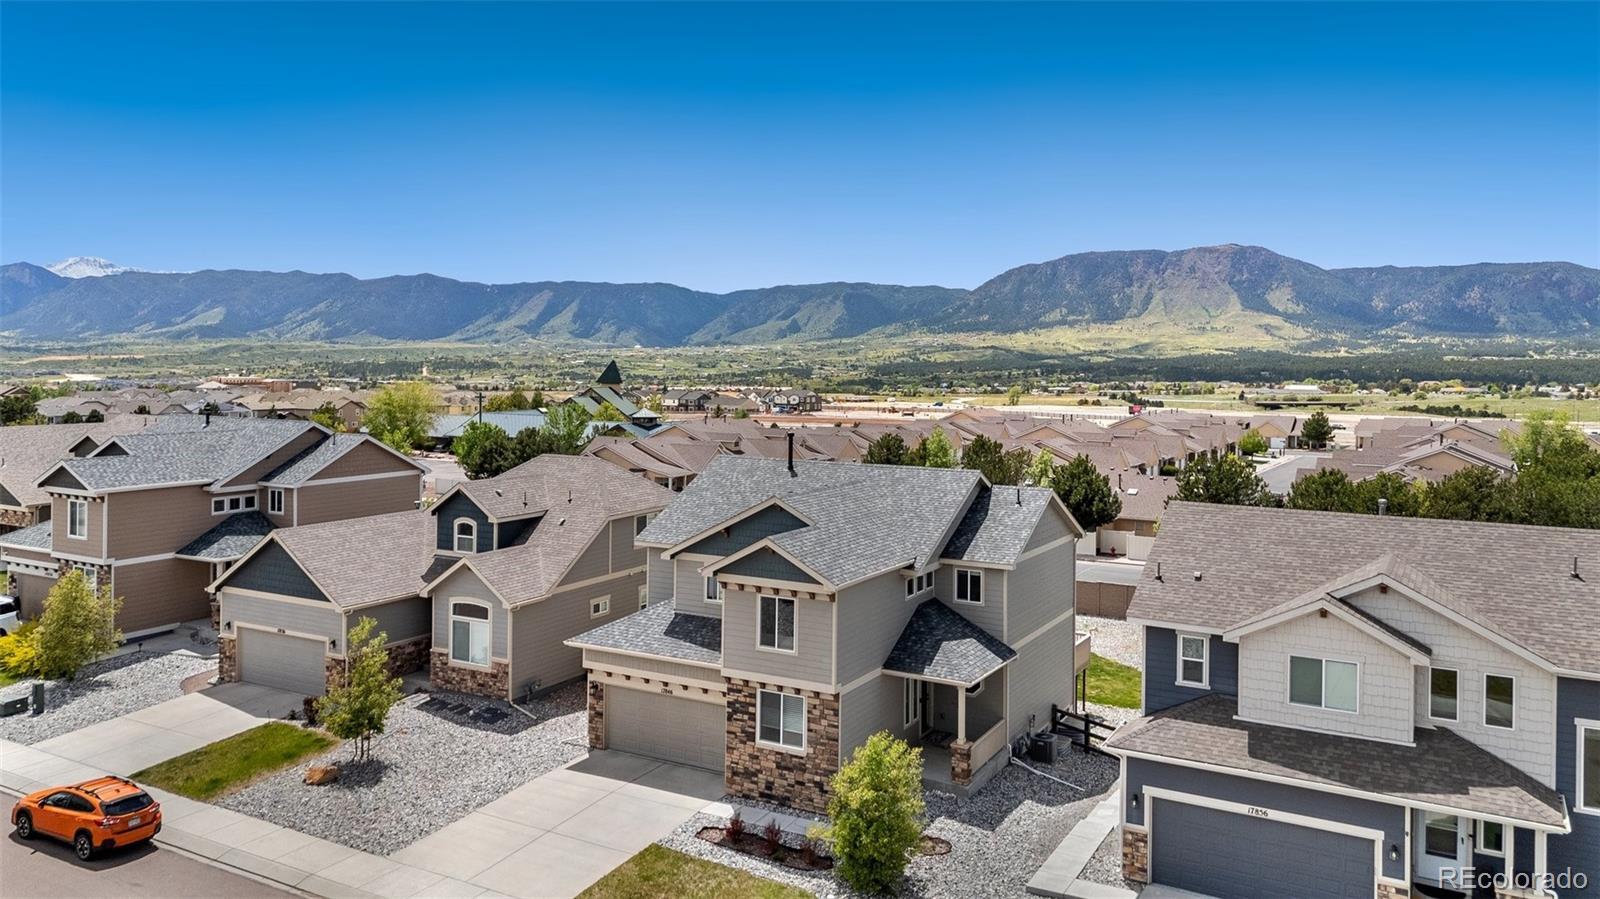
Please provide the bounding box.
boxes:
[0,417,156,506]
[640,457,984,587]
[266,509,437,608]
[940,485,1055,566]
[48,418,320,491]
[566,600,722,665]
[1104,695,1567,828]
[882,599,1017,684]
[177,512,275,561]
[1129,502,1600,676]
[0,521,53,550]
[262,433,406,486]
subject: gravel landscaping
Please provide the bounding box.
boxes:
[659,748,1120,898]
[1079,826,1142,893]
[218,682,587,855]
[1077,615,1141,668]
[0,650,217,745]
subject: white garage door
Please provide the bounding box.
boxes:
[238,628,327,696]
[606,684,726,772]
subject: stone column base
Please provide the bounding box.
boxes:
[1377,882,1409,899]
[950,740,973,785]
[588,679,606,749]
[217,635,239,682]
[1121,827,1149,883]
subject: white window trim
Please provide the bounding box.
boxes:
[590,595,611,619]
[453,518,478,554]
[66,498,89,540]
[210,493,257,515]
[1427,666,1459,723]
[448,600,492,669]
[638,584,648,610]
[1475,819,1505,856]
[903,679,919,727]
[1287,655,1360,715]
[267,487,285,516]
[705,575,723,604]
[1175,632,1209,688]
[756,688,807,752]
[966,680,985,697]
[954,568,983,604]
[757,594,798,654]
[1577,718,1600,816]
[1482,672,1516,730]
[69,561,98,590]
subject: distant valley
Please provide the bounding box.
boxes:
[3,245,1597,346]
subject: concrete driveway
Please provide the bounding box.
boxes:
[390,750,728,899]
[24,682,304,779]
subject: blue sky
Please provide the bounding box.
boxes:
[3,2,1596,291]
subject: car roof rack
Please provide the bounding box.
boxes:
[76,775,138,797]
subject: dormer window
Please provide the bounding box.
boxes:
[454,519,477,553]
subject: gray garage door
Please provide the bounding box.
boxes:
[1152,800,1374,899]
[238,628,327,696]
[606,685,726,772]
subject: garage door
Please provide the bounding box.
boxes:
[1152,800,1374,899]
[238,628,327,696]
[606,684,725,772]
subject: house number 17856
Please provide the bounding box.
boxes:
[1245,807,1270,818]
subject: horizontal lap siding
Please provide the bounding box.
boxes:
[295,476,420,526]
[432,568,508,659]
[1008,620,1072,740]
[836,571,917,685]
[1008,526,1074,641]
[107,487,214,559]
[349,594,430,643]
[1145,627,1238,712]
[586,649,721,684]
[113,558,213,632]
[841,673,917,761]
[220,588,343,643]
[221,430,322,488]
[560,527,612,586]
[674,556,723,617]
[647,553,675,607]
[308,442,419,479]
[53,495,105,557]
[722,588,832,686]
[934,566,1004,637]
[510,569,644,697]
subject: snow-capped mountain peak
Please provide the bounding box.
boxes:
[47,256,141,278]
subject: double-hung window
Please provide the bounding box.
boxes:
[449,602,490,666]
[454,519,477,553]
[758,689,805,750]
[1176,633,1208,687]
[590,596,610,619]
[1289,656,1358,713]
[758,595,796,652]
[267,488,285,515]
[1429,667,1458,721]
[66,498,88,539]
[705,575,722,603]
[954,569,983,604]
[1579,721,1600,814]
[1484,674,1515,729]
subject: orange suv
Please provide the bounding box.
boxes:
[11,776,162,860]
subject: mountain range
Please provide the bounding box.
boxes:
[3,245,1597,345]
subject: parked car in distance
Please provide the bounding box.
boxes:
[11,776,162,860]
[0,594,17,635]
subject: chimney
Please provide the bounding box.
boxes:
[787,432,796,476]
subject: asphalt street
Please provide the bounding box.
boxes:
[1,828,294,899]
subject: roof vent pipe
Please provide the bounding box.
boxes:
[1574,557,1583,581]
[1378,498,1389,516]
[787,432,796,476]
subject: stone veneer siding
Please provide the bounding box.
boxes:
[724,678,839,815]
[0,509,35,531]
[950,741,973,785]
[218,634,238,682]
[1377,883,1409,899]
[429,648,509,699]
[1122,828,1149,883]
[587,679,606,749]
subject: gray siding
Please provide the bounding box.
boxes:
[1145,627,1238,712]
[431,567,508,660]
[434,492,492,553]
[935,565,1004,637]
[721,588,833,686]
[1125,757,1406,882]
[611,516,646,571]
[509,568,643,697]
[560,524,614,586]
[1551,677,1600,883]
[586,649,721,683]
[673,556,725,617]
[1008,529,1074,642]
[349,594,430,644]
[840,673,919,761]
[722,547,817,584]
[224,542,328,602]
[220,589,343,643]
[681,505,806,557]
[836,570,920,685]
[1007,618,1073,739]
[1025,503,1075,552]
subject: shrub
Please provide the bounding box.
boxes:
[33,570,122,679]
[302,696,320,727]
[827,731,925,893]
[726,810,745,842]
[763,820,783,855]
[0,620,41,677]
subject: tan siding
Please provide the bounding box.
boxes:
[308,441,420,480]
[52,494,106,557]
[935,566,1005,637]
[106,487,214,559]
[840,673,920,759]
[294,476,419,525]
[585,649,720,683]
[721,587,832,686]
[510,568,643,697]
[12,571,55,620]
[4,546,53,564]
[113,557,212,632]
[221,430,322,488]
[219,589,343,644]
[260,484,296,525]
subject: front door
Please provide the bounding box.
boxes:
[1414,811,1468,885]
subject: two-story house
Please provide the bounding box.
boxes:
[566,454,1087,813]
[209,455,670,698]
[4,417,424,634]
[1110,502,1599,899]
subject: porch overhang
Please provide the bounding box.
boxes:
[882,598,1016,687]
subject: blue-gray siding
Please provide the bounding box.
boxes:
[1551,676,1600,884]
[434,492,492,553]
[219,590,342,643]
[1143,627,1238,712]
[225,541,328,602]
[1151,797,1375,899]
[431,567,509,660]
[350,594,430,643]
[722,547,817,584]
[681,505,805,557]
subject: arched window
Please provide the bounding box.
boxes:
[453,519,477,553]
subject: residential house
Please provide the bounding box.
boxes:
[4,418,424,633]
[566,455,1088,812]
[0,418,156,533]
[660,389,716,412]
[209,455,670,698]
[755,388,823,413]
[1109,502,1598,898]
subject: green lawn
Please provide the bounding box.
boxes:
[1084,653,1142,709]
[0,670,17,688]
[131,722,336,801]
[577,845,811,899]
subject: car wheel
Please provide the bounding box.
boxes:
[73,831,94,861]
[14,811,32,839]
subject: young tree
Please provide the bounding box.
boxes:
[363,381,439,452]
[1238,429,1270,456]
[310,402,345,432]
[592,402,628,423]
[864,433,909,466]
[827,732,924,893]
[32,570,122,680]
[0,392,38,425]
[1026,447,1055,487]
[1047,455,1122,532]
[1005,385,1024,406]
[920,428,956,468]
[543,403,592,452]
[454,421,511,479]
[1175,455,1275,507]
[1301,411,1334,449]
[1285,468,1356,512]
[316,617,403,763]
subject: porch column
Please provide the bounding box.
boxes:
[956,684,967,743]
[1534,830,1548,896]
[950,685,972,786]
[1505,826,1516,881]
